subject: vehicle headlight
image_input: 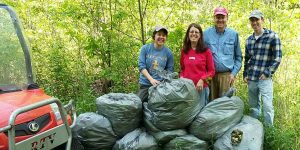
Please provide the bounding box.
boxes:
[50,103,61,121]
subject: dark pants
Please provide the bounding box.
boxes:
[137,84,151,102]
[137,84,151,127]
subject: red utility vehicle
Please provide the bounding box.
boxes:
[0,4,76,150]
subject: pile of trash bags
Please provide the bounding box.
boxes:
[72,75,264,150]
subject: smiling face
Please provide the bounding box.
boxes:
[188,26,201,44]
[214,14,228,31]
[250,17,264,34]
[153,30,167,48]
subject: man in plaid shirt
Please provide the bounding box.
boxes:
[243,10,282,126]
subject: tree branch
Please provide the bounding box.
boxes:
[163,1,177,25]
[138,0,145,44]
[142,0,149,18]
[114,28,142,42]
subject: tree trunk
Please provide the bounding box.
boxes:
[108,0,112,67]
[138,0,145,45]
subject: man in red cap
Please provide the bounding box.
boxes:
[204,7,242,100]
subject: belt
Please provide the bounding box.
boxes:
[216,71,231,73]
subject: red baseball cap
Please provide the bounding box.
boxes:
[214,7,228,16]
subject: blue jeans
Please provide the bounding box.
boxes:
[248,79,274,126]
[199,87,210,109]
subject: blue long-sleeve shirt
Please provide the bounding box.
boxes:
[204,27,242,76]
[243,28,282,80]
[138,43,174,85]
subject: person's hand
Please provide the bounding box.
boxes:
[196,79,204,91]
[259,74,267,80]
[150,78,160,86]
[243,77,248,83]
[229,74,235,86]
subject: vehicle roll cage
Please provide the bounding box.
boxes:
[0,4,34,85]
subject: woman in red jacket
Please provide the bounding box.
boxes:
[180,23,215,106]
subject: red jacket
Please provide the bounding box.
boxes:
[179,48,215,87]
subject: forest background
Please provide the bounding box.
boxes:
[1,0,299,149]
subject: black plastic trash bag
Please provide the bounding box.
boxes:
[143,102,161,132]
[149,129,187,146]
[113,128,160,150]
[70,136,85,150]
[96,93,142,137]
[189,96,244,141]
[146,77,201,130]
[72,112,118,150]
[144,102,187,146]
[214,115,264,150]
[164,135,208,150]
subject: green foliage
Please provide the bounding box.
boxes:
[1,0,299,149]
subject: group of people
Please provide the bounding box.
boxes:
[137,7,282,127]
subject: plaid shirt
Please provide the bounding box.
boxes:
[243,28,282,81]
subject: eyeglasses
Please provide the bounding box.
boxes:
[189,31,200,34]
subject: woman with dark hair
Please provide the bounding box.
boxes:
[137,25,174,102]
[180,23,215,106]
